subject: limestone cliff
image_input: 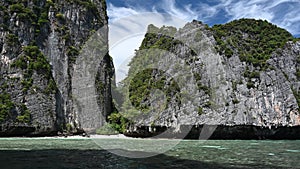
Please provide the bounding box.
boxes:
[117,19,300,139]
[0,0,113,136]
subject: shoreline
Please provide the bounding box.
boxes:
[0,134,134,139]
[0,135,300,141]
[0,134,185,140]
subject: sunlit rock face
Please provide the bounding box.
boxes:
[0,0,113,136]
[121,19,300,139]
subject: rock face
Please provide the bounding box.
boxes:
[0,0,113,136]
[121,20,300,139]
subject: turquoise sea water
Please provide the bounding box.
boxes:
[0,138,299,169]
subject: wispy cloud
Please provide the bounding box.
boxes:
[207,0,300,35]
[160,0,197,21]
[107,0,300,82]
[107,4,140,22]
[108,0,300,35]
[107,3,188,82]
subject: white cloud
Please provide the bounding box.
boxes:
[215,0,300,35]
[161,0,197,21]
[107,0,197,23]
[107,3,141,22]
[110,35,143,82]
[108,4,187,82]
[107,0,300,82]
[225,2,274,21]
[108,0,300,35]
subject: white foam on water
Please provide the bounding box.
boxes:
[286,149,300,153]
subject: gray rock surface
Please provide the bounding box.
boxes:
[123,21,300,138]
[0,0,113,136]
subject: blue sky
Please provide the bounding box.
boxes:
[107,0,300,35]
[106,0,300,82]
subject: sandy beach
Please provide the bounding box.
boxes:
[0,134,135,140]
[29,134,135,139]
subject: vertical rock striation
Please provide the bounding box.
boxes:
[121,19,300,139]
[0,0,113,136]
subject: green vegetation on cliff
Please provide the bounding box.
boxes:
[212,19,295,67]
[0,93,15,122]
[5,0,53,28]
[13,45,52,76]
[129,68,179,111]
[96,111,129,134]
[11,45,56,94]
[16,104,31,123]
[108,25,185,132]
[0,85,30,124]
[0,0,110,135]
[107,112,129,133]
[108,19,300,134]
